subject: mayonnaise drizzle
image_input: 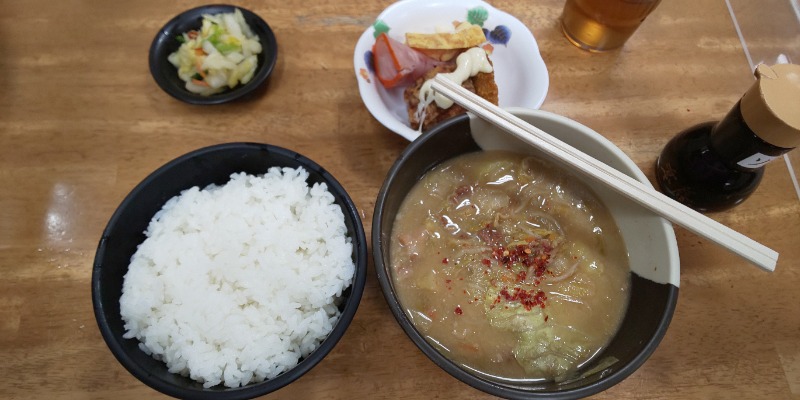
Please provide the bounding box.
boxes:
[419,47,494,109]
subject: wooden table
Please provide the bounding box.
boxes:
[2,0,798,398]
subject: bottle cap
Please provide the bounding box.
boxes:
[740,63,800,149]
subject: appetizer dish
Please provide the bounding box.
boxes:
[354,0,549,141]
[168,8,263,96]
[371,22,499,131]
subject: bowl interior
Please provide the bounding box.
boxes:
[149,5,278,105]
[92,143,367,400]
[372,110,679,399]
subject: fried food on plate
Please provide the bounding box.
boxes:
[406,23,486,49]
[405,60,498,131]
[406,23,486,62]
[372,21,499,132]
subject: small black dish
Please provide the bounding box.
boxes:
[92,143,367,400]
[149,5,278,105]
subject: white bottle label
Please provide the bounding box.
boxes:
[737,153,778,168]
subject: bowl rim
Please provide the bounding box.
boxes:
[371,111,679,399]
[92,142,367,399]
[148,4,278,105]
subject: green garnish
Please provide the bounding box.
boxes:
[373,20,390,39]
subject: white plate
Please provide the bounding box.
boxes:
[354,0,549,141]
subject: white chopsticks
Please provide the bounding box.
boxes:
[430,75,778,272]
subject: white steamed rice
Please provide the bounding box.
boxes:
[119,166,355,388]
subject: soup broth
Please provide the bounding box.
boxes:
[390,150,630,381]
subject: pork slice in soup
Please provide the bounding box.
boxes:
[390,150,630,381]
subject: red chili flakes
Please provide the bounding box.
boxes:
[489,239,553,278]
[490,295,502,309]
[451,185,472,203]
[544,315,549,322]
[454,306,463,315]
[498,286,547,311]
[481,258,491,266]
[516,270,527,283]
[442,258,449,264]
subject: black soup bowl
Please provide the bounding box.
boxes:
[149,5,278,105]
[372,108,680,399]
[92,142,367,400]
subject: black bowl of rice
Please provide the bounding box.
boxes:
[92,142,367,399]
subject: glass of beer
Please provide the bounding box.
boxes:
[561,0,662,52]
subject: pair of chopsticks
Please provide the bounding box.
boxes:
[430,75,778,272]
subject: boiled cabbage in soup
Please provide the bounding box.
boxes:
[390,150,630,382]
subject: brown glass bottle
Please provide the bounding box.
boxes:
[656,104,789,212]
[655,63,800,213]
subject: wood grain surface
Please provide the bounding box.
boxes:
[1,0,798,399]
